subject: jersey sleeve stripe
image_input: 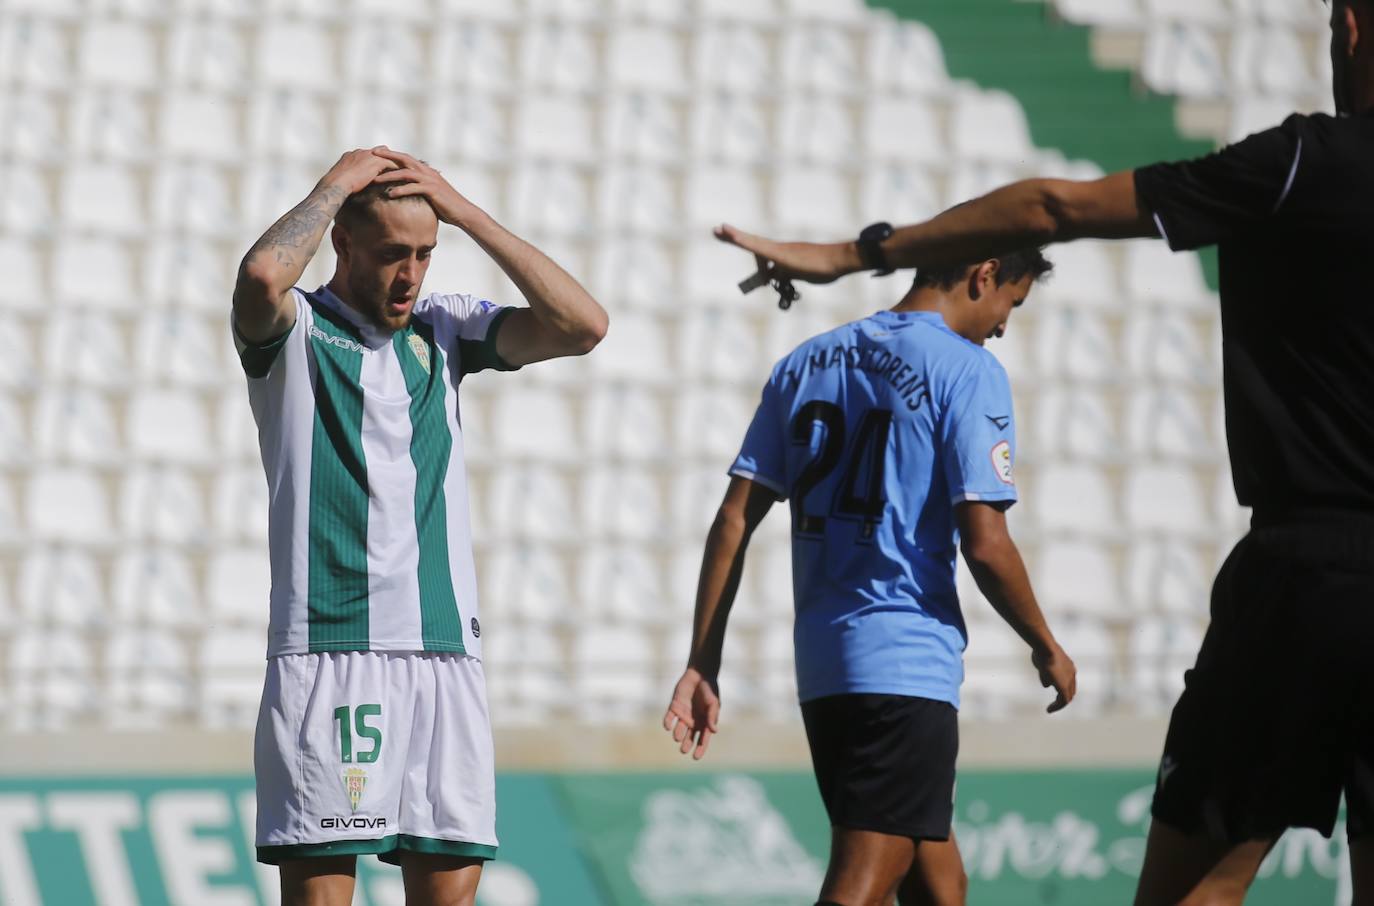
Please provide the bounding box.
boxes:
[728,467,787,498]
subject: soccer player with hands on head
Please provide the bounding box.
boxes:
[694,5,1374,904]
[233,145,606,906]
[664,229,1075,906]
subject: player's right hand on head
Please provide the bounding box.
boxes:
[320,146,400,196]
[662,667,720,761]
[1031,643,1077,714]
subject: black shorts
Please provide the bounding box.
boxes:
[801,693,958,841]
[1152,512,1374,842]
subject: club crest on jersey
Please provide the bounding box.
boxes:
[342,767,368,812]
[408,333,431,374]
[990,440,1014,484]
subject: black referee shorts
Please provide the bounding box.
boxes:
[801,693,958,841]
[1152,512,1374,842]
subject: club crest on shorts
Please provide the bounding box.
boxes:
[408,333,431,374]
[990,440,1014,484]
[342,767,368,813]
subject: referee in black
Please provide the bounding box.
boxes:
[713,2,1374,903]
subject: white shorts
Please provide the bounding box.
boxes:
[254,650,497,865]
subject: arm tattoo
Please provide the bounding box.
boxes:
[246,183,348,265]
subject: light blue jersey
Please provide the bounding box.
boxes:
[732,310,1018,707]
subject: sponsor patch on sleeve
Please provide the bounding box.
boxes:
[990,440,1014,485]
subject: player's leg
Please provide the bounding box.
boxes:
[1133,820,1275,906]
[398,852,484,906]
[896,834,967,906]
[279,856,358,906]
[802,694,960,906]
[818,828,915,905]
[390,653,498,902]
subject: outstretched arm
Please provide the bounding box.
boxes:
[956,501,1077,713]
[233,147,395,343]
[718,171,1157,286]
[662,477,777,760]
[373,149,609,366]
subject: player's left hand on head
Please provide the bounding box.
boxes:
[370,148,484,226]
[1031,643,1077,714]
[662,667,720,761]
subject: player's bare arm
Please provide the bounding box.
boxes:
[663,476,776,760]
[955,501,1077,713]
[717,171,1156,287]
[372,149,609,366]
[234,147,396,342]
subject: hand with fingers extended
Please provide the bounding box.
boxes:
[1031,642,1077,714]
[319,146,400,196]
[662,667,721,761]
[369,148,485,227]
[714,223,862,288]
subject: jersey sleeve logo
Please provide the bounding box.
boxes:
[990,440,1014,485]
[985,414,1011,431]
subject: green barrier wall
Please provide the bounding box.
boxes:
[0,772,1349,905]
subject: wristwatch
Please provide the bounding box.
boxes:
[856,221,895,276]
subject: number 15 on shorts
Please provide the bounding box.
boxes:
[334,704,383,764]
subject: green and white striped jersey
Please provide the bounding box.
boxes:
[233,285,517,657]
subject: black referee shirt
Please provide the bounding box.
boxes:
[1135,112,1374,514]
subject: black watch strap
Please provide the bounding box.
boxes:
[856,221,895,276]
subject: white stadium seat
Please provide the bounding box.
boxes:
[1124,388,1215,461]
[1124,465,1211,536]
[858,165,945,225]
[165,21,249,92]
[509,163,593,235]
[10,630,97,730]
[865,19,950,96]
[211,466,268,545]
[677,309,764,386]
[579,468,664,542]
[514,96,596,163]
[780,25,862,96]
[17,548,105,628]
[33,389,122,466]
[777,98,858,165]
[484,623,569,724]
[483,548,573,624]
[587,314,674,385]
[521,22,598,93]
[1144,0,1228,26]
[199,629,266,729]
[1035,310,1119,383]
[1033,387,1118,461]
[42,312,132,389]
[78,20,158,89]
[673,388,755,461]
[583,386,671,463]
[150,163,238,239]
[863,96,946,163]
[685,164,767,231]
[54,237,136,308]
[1053,0,1141,27]
[951,89,1036,164]
[111,548,200,626]
[0,397,29,465]
[1142,24,1227,98]
[106,628,193,729]
[342,21,424,90]
[134,310,231,388]
[773,166,855,231]
[692,25,772,94]
[431,22,517,90]
[606,91,688,164]
[425,92,510,163]
[1125,540,1211,616]
[608,26,687,95]
[126,388,214,465]
[596,165,677,235]
[0,164,54,237]
[1026,463,1119,536]
[247,89,336,163]
[335,92,420,152]
[486,466,577,542]
[575,546,665,624]
[0,90,62,161]
[1127,616,1204,714]
[1123,311,1218,384]
[1037,540,1119,617]
[117,467,208,545]
[491,387,579,462]
[158,92,241,164]
[1035,241,1119,308]
[572,625,657,722]
[206,548,271,628]
[0,237,47,308]
[0,19,68,89]
[143,236,235,310]
[254,23,337,90]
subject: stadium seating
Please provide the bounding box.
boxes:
[1,0,1274,731]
